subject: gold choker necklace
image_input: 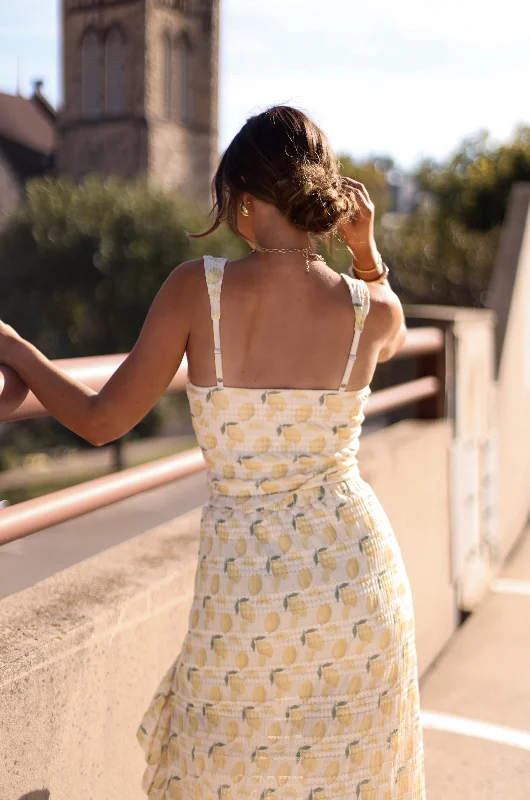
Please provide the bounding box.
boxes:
[250,246,325,272]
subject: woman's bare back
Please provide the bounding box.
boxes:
[186,253,402,392]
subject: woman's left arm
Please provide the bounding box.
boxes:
[0,260,200,447]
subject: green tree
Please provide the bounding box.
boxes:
[386,125,530,306]
[0,175,246,470]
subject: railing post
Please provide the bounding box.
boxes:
[405,305,499,613]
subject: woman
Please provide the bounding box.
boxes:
[0,106,425,799]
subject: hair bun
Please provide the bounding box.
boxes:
[273,161,356,235]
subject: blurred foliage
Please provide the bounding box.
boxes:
[380,125,530,306]
[0,175,246,468]
[1,125,529,468]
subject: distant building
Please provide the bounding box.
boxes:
[0,0,220,221]
[57,0,220,205]
[0,84,56,224]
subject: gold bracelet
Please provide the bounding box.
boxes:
[349,259,389,284]
[351,251,384,273]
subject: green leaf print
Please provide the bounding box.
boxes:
[332,700,347,719]
[285,704,301,720]
[224,670,237,686]
[352,619,368,637]
[317,662,334,679]
[292,512,304,530]
[345,739,361,757]
[356,780,370,798]
[335,582,349,601]
[295,744,312,762]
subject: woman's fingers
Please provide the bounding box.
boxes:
[341,176,372,207]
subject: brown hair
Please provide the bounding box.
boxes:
[190,105,357,239]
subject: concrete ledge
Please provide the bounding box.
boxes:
[1,509,202,800]
[0,419,456,799]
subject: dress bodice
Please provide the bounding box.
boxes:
[185,256,372,513]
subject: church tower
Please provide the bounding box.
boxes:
[57,0,219,205]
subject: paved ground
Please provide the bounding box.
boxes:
[421,523,530,799]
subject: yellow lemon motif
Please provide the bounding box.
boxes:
[248,574,263,595]
[211,391,229,410]
[347,740,364,767]
[231,759,245,782]
[278,533,292,553]
[204,433,218,450]
[311,720,327,742]
[346,557,360,579]
[236,650,248,669]
[253,684,267,704]
[316,603,332,624]
[282,645,297,666]
[221,612,232,633]
[332,638,348,659]
[325,395,344,414]
[260,479,282,494]
[272,463,288,479]
[265,611,281,633]
[324,760,340,784]
[211,743,226,769]
[309,435,326,454]
[276,762,291,786]
[321,664,340,687]
[267,721,282,743]
[237,402,255,420]
[298,680,313,700]
[281,425,302,444]
[295,405,313,422]
[299,750,317,773]
[297,567,313,589]
[222,463,236,480]
[254,436,272,454]
[226,424,245,443]
[322,524,337,544]
[210,573,220,594]
[235,537,247,556]
[267,393,287,413]
[359,783,376,800]
[255,638,273,658]
[297,518,314,536]
[235,489,251,505]
[191,399,203,417]
[370,749,384,775]
[347,675,362,697]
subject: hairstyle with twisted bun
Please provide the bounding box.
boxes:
[190,105,358,239]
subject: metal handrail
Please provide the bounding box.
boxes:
[0,327,445,544]
[0,328,444,423]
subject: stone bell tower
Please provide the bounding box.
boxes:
[57,0,219,205]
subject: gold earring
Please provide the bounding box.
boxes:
[240,201,250,217]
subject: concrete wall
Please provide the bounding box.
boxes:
[487,183,530,559]
[0,419,455,799]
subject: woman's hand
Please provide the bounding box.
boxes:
[0,319,24,366]
[339,177,380,269]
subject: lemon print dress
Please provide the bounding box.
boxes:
[137,256,426,799]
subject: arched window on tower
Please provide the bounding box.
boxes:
[81,30,102,118]
[162,32,172,120]
[105,27,125,116]
[178,33,192,126]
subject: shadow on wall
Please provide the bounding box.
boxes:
[18,792,50,799]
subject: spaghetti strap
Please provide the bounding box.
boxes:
[338,273,370,391]
[203,255,228,387]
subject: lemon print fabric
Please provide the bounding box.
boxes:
[136,256,426,799]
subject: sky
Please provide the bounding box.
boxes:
[0,0,528,171]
